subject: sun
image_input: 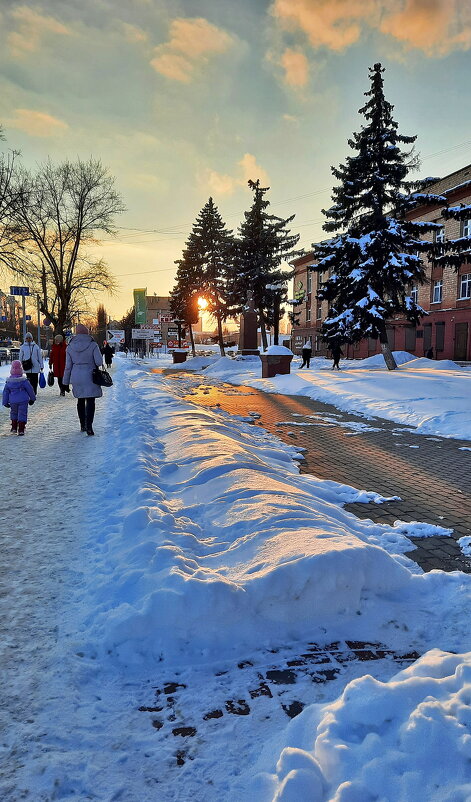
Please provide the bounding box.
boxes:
[197,297,208,311]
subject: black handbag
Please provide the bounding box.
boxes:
[22,344,33,371]
[92,366,113,387]
[47,370,55,387]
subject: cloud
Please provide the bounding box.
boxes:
[280,48,309,87]
[8,5,71,56]
[121,22,149,44]
[150,17,234,82]
[270,0,471,57]
[7,109,69,137]
[203,153,270,197]
[380,0,471,57]
[271,0,377,51]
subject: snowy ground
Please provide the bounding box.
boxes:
[167,350,471,441]
[1,355,471,801]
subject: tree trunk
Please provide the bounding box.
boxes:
[259,310,268,351]
[217,315,225,357]
[378,322,397,370]
[189,323,196,358]
[273,294,280,345]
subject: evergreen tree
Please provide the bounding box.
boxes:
[438,199,471,270]
[287,279,306,328]
[230,180,301,350]
[174,197,232,357]
[316,63,437,370]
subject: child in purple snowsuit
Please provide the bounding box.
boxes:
[2,360,36,435]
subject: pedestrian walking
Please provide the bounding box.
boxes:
[102,340,114,369]
[62,323,104,436]
[331,344,343,370]
[425,347,434,359]
[18,332,44,393]
[49,334,68,395]
[2,360,36,436]
[300,338,312,369]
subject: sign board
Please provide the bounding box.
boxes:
[25,315,31,321]
[167,340,176,348]
[160,314,173,323]
[152,319,159,325]
[10,286,29,296]
[141,324,161,331]
[43,318,52,326]
[133,288,147,325]
[167,327,178,336]
[155,342,163,349]
[107,329,125,345]
[132,328,154,340]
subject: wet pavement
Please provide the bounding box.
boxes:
[161,370,471,574]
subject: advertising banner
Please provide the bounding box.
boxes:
[107,329,125,346]
[133,288,147,325]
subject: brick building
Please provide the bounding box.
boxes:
[291,164,471,361]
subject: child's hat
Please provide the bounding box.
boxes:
[10,360,23,376]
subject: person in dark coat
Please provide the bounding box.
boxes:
[300,338,312,369]
[62,323,103,436]
[102,341,114,369]
[49,334,67,395]
[331,344,344,370]
[425,347,434,359]
[2,360,36,435]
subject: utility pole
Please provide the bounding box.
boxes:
[37,295,41,348]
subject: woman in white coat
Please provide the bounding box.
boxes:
[62,323,103,436]
[19,332,44,393]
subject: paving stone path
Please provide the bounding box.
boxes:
[162,371,471,574]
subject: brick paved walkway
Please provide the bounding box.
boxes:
[162,371,471,574]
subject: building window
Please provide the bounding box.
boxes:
[463,219,471,238]
[432,279,443,303]
[410,285,418,304]
[435,225,445,243]
[405,326,416,352]
[459,273,471,299]
[306,306,311,322]
[316,304,322,320]
[307,272,312,294]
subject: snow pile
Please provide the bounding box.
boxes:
[84,362,471,669]
[264,345,293,356]
[258,649,471,802]
[199,352,471,440]
[347,350,416,369]
[164,355,219,371]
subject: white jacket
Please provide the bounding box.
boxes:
[19,340,44,373]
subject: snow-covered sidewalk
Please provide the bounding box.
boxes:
[2,356,471,801]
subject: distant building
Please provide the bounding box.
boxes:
[291,164,471,361]
[145,294,171,326]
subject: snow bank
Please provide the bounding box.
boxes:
[165,355,219,371]
[255,649,471,802]
[85,362,471,669]
[199,352,471,440]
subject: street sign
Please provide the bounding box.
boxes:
[107,329,125,344]
[43,318,52,326]
[10,286,29,296]
[155,342,163,348]
[160,314,173,323]
[167,327,178,336]
[167,340,176,348]
[132,328,154,340]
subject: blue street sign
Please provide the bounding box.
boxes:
[10,286,29,296]
[25,315,31,320]
[1,315,6,321]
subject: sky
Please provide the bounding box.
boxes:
[0,0,471,319]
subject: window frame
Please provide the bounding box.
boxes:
[435,224,445,244]
[432,279,443,304]
[459,272,471,299]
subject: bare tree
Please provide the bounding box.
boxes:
[6,157,125,332]
[0,127,21,272]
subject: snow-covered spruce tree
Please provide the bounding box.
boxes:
[230,180,302,349]
[316,63,437,370]
[287,279,306,328]
[169,281,199,357]
[437,195,471,271]
[174,197,233,357]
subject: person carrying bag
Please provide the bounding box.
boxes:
[18,333,44,393]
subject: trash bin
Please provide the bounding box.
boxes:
[172,349,187,364]
[259,346,293,378]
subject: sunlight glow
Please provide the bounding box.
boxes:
[198,297,208,311]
